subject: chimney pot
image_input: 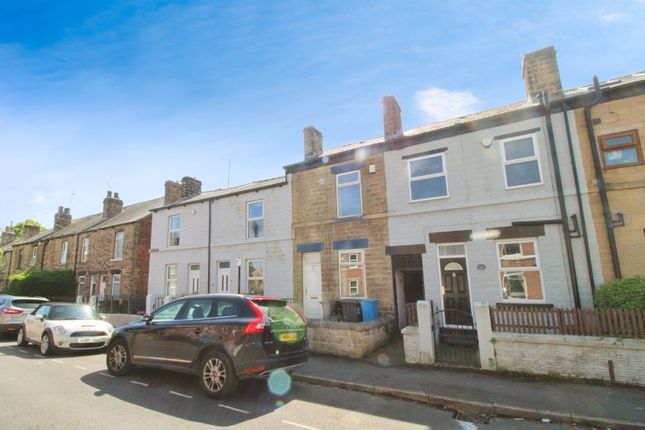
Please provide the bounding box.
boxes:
[303,126,323,160]
[54,206,73,229]
[180,177,202,199]
[522,46,563,103]
[382,96,402,141]
[103,191,124,219]
[23,224,41,238]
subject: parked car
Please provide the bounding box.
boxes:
[105,294,308,398]
[17,303,114,355]
[0,295,49,336]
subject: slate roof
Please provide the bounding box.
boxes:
[86,197,164,231]
[47,213,105,239]
[10,229,54,246]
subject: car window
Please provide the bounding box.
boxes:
[212,299,240,318]
[152,300,186,322]
[35,305,51,318]
[183,298,214,320]
[12,299,48,310]
[49,305,98,320]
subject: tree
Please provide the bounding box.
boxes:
[12,220,45,238]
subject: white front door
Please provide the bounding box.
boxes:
[217,261,231,293]
[189,264,200,294]
[303,253,323,320]
[99,275,107,297]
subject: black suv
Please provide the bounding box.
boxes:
[105,294,308,398]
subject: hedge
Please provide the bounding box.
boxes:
[595,276,645,310]
[7,269,76,300]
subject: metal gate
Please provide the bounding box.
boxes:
[432,305,479,367]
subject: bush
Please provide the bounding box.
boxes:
[595,276,645,309]
[7,270,76,300]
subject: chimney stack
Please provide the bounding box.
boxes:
[1,227,16,245]
[54,206,72,229]
[103,191,124,219]
[180,177,202,199]
[382,96,402,141]
[303,126,323,160]
[164,180,181,205]
[522,46,563,103]
[23,224,41,239]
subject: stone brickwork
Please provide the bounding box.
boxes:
[522,46,563,102]
[307,317,395,358]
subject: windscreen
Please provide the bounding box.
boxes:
[252,299,306,343]
[12,299,48,310]
[50,305,99,320]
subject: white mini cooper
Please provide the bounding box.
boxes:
[17,302,114,355]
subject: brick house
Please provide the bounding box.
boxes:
[0,227,18,289]
[5,224,53,277]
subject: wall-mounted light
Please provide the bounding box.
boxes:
[481,138,494,149]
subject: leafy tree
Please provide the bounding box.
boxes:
[595,277,645,309]
[7,269,76,300]
[12,220,45,238]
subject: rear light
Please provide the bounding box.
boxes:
[241,365,266,374]
[288,304,307,325]
[244,300,266,334]
[3,308,23,315]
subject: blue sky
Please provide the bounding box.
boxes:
[1,0,644,229]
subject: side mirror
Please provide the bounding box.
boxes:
[142,314,153,325]
[34,315,44,321]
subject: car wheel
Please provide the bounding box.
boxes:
[106,340,133,376]
[198,351,239,399]
[40,332,54,356]
[16,326,28,346]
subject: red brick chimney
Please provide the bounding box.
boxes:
[103,191,124,219]
[54,206,72,230]
[303,126,323,160]
[382,96,402,141]
[522,46,563,103]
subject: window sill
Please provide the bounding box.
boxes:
[111,258,123,262]
[409,195,449,203]
[504,181,544,190]
[334,215,363,223]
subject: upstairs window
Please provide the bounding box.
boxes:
[247,201,264,239]
[598,130,643,169]
[501,134,542,188]
[114,231,124,260]
[81,238,90,262]
[408,153,448,201]
[60,241,68,265]
[336,171,362,218]
[497,239,544,302]
[168,215,181,247]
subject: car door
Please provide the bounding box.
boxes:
[27,305,51,341]
[129,299,188,365]
[169,297,219,365]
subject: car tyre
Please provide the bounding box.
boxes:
[198,351,239,399]
[106,339,134,376]
[16,326,28,346]
[40,332,54,356]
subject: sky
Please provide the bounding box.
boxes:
[1,0,644,229]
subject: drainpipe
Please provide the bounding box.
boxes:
[562,103,597,299]
[542,92,582,308]
[72,234,80,277]
[583,77,622,279]
[207,200,212,293]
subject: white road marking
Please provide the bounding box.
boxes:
[130,380,150,387]
[18,349,29,354]
[456,420,478,430]
[169,391,193,399]
[218,404,249,414]
[100,372,115,378]
[74,366,88,370]
[282,420,320,430]
[52,359,65,364]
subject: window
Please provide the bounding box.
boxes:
[78,276,86,294]
[113,231,124,260]
[16,249,23,268]
[166,264,177,296]
[183,298,214,320]
[408,153,448,201]
[336,171,362,217]
[81,237,90,262]
[99,275,107,297]
[500,134,542,188]
[339,250,366,298]
[598,130,643,169]
[112,274,121,297]
[35,305,51,319]
[247,201,264,239]
[168,215,181,247]
[247,260,264,295]
[90,275,97,296]
[497,239,544,301]
[60,241,68,264]
[30,247,38,267]
[152,300,185,322]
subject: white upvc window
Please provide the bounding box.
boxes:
[113,231,124,260]
[112,274,121,297]
[247,259,264,295]
[339,250,366,298]
[81,237,90,262]
[500,134,543,189]
[166,264,177,297]
[30,247,38,267]
[78,276,86,294]
[408,153,449,201]
[168,215,181,247]
[247,201,264,239]
[60,241,68,265]
[336,171,362,218]
[496,239,545,302]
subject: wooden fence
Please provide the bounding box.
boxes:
[406,303,418,327]
[490,307,645,338]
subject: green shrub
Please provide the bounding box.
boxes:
[595,276,645,309]
[7,270,76,300]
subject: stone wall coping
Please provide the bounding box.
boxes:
[308,316,394,332]
[493,332,645,351]
[401,325,419,335]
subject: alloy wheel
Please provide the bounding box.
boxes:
[108,344,127,372]
[40,334,49,355]
[202,357,227,393]
[17,328,24,345]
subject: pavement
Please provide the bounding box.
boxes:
[293,353,645,430]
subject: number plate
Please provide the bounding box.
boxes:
[79,338,92,343]
[279,332,297,342]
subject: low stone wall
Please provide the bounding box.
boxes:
[492,332,645,386]
[104,314,142,328]
[307,316,395,359]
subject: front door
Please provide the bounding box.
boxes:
[188,264,200,294]
[99,275,107,297]
[440,257,471,325]
[217,261,231,293]
[303,253,322,320]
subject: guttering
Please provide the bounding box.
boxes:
[542,92,582,308]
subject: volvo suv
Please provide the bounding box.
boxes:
[105,294,308,398]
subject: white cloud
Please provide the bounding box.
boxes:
[31,193,47,206]
[599,12,627,24]
[415,87,481,122]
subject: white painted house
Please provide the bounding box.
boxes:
[147,176,293,312]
